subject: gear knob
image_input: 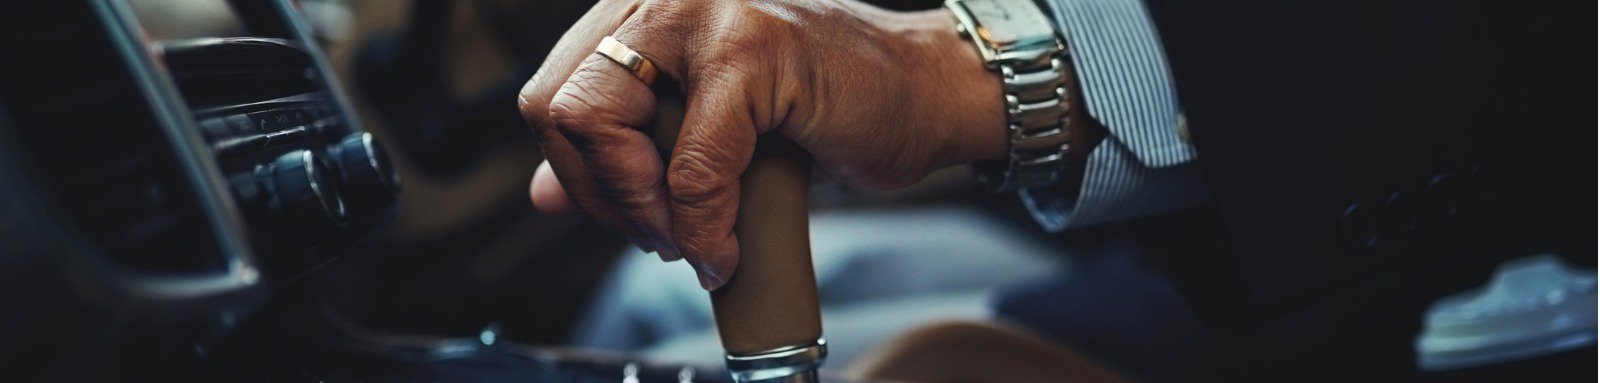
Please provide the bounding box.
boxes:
[712,138,826,383]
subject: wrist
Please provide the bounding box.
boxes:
[888,9,1008,168]
[934,0,1081,192]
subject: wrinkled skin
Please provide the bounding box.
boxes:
[518,0,1003,289]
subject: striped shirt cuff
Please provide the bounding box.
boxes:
[1020,139,1209,232]
[1048,0,1194,168]
[1015,0,1207,231]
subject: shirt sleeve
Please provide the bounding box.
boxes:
[1022,0,1208,232]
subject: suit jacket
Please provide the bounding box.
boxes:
[1126,0,1591,377]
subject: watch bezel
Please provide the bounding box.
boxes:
[947,0,1065,68]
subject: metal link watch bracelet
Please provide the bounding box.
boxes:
[946,0,1076,192]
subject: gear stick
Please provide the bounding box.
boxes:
[648,85,826,383]
[714,137,826,383]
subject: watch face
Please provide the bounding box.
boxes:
[963,0,1056,52]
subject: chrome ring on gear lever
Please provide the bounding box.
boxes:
[726,339,828,383]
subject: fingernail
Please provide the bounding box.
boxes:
[694,262,726,291]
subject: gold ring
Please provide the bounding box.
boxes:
[595,36,658,85]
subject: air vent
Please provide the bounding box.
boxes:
[160,37,319,109]
[0,1,227,274]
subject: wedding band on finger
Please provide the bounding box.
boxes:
[595,36,658,85]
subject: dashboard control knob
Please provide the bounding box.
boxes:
[258,149,347,236]
[331,132,399,216]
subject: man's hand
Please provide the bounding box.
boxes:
[518,0,1004,290]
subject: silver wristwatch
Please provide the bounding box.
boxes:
[946,0,1074,192]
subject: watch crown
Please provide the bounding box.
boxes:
[956,23,970,38]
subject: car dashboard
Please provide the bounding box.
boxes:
[0,0,396,380]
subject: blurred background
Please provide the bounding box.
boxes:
[1,0,1592,381]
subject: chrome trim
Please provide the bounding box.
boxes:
[302,150,348,224]
[725,339,827,383]
[359,132,398,190]
[191,92,326,116]
[269,0,368,137]
[155,36,307,54]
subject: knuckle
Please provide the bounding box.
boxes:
[517,90,547,124]
[547,90,594,132]
[624,0,695,39]
[519,61,560,113]
[522,107,562,146]
[667,149,733,204]
[548,58,653,137]
[520,91,563,144]
[687,3,776,68]
[713,24,762,54]
[548,88,615,138]
[703,23,766,67]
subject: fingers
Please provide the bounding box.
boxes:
[520,0,759,283]
[527,0,720,260]
[668,78,758,290]
[606,1,696,81]
[595,0,753,289]
[532,119,656,251]
[519,0,655,251]
[519,0,641,104]
[548,53,675,258]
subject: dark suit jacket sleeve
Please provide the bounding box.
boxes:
[1133,0,1589,315]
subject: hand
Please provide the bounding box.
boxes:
[518,0,1004,289]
